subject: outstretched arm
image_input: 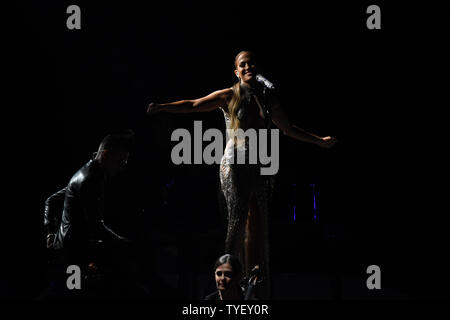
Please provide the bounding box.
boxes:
[271,101,337,148]
[147,88,232,115]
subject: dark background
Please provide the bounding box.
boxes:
[4,0,448,301]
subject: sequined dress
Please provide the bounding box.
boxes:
[219,84,276,298]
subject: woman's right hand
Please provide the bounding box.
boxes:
[147,102,162,116]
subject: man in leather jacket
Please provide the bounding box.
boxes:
[44,130,134,265]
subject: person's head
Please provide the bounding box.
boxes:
[234,51,258,87]
[228,50,258,131]
[95,129,134,177]
[214,254,242,293]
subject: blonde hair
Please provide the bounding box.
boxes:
[227,51,253,131]
[228,82,242,131]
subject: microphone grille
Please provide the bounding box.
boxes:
[256,74,275,89]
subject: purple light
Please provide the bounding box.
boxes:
[312,184,317,221]
[166,179,175,188]
[293,206,296,221]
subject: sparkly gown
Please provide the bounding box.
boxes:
[220,84,276,298]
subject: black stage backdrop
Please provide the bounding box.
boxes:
[4,0,448,307]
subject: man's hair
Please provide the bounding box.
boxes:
[98,129,135,152]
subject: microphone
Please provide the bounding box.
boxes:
[256,74,275,90]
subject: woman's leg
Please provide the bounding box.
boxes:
[245,195,261,276]
[220,159,252,259]
[247,175,274,299]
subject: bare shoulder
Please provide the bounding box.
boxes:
[214,87,233,101]
[203,88,233,111]
[215,87,233,111]
[197,88,233,102]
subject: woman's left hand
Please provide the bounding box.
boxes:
[318,136,338,149]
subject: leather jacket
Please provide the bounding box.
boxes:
[44,187,67,236]
[49,159,126,251]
